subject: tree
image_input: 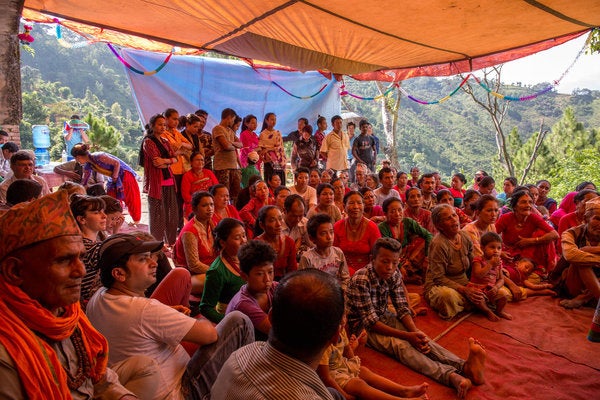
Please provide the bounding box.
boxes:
[375,82,402,169]
[84,112,122,153]
[588,28,600,54]
[461,66,515,176]
[0,0,25,140]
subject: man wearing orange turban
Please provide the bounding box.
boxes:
[0,190,136,399]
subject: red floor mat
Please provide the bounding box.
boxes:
[358,295,600,399]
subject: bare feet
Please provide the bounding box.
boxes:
[497,310,513,320]
[463,337,486,385]
[560,293,593,309]
[485,311,500,322]
[399,382,429,398]
[450,373,472,399]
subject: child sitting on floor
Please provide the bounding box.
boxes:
[502,257,556,301]
[225,240,277,341]
[317,310,429,400]
[299,213,350,290]
[468,232,512,321]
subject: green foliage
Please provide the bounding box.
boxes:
[18,24,600,191]
[84,112,121,152]
[588,29,600,54]
[20,27,143,166]
[508,107,600,200]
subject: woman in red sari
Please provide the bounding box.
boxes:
[496,190,559,274]
[255,205,297,280]
[181,152,218,218]
[333,191,381,275]
[210,184,240,225]
[403,187,435,233]
[174,191,217,295]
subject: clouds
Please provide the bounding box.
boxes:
[500,35,600,94]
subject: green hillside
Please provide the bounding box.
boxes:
[18,26,600,198]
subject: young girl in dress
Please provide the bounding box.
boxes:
[469,232,512,321]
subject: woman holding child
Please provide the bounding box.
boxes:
[334,191,381,275]
[240,114,261,170]
[424,204,483,320]
[495,190,558,273]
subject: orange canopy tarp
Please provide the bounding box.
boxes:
[23,0,600,80]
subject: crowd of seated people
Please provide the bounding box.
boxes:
[2,112,600,399]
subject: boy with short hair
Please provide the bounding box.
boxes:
[226,240,278,340]
[300,213,350,290]
[346,237,487,399]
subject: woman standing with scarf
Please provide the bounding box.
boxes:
[163,108,193,230]
[142,114,179,246]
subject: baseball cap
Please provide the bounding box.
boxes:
[247,151,259,163]
[98,233,163,271]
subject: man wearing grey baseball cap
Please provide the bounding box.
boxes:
[87,233,254,400]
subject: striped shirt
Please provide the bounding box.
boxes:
[211,341,336,399]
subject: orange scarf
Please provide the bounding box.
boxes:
[0,278,108,399]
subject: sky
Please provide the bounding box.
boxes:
[497,34,600,94]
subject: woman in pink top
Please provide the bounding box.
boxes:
[239,114,261,170]
[333,191,381,275]
[359,187,385,223]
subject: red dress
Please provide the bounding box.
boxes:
[256,235,297,279]
[333,217,381,275]
[496,212,557,273]
[181,169,219,217]
[404,207,435,233]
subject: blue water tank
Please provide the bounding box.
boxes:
[34,148,50,167]
[32,125,51,149]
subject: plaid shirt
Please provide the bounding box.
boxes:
[346,263,410,336]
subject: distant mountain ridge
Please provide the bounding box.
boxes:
[20,27,600,178]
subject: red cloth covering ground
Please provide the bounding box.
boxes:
[358,289,600,399]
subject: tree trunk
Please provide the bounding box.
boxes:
[376,82,402,169]
[0,0,25,143]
